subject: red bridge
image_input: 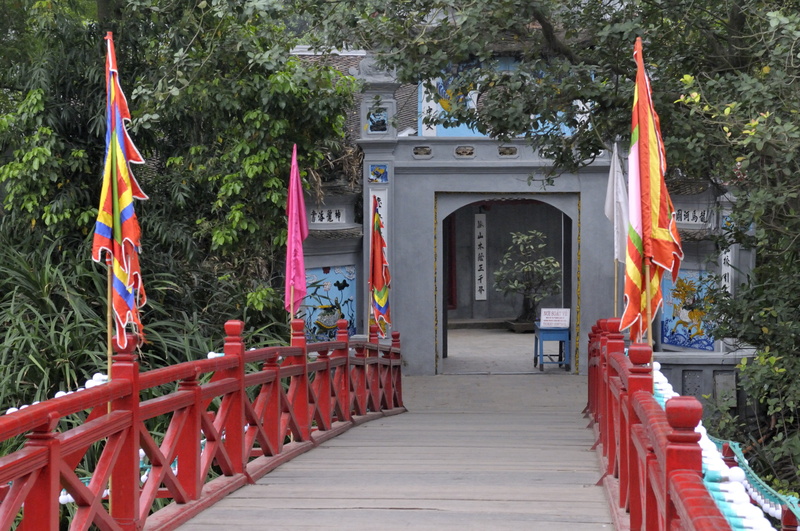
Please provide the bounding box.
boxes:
[0,317,797,530]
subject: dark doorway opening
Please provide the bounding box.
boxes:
[441,198,573,374]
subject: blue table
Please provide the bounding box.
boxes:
[534,324,571,372]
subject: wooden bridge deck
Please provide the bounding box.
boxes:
[178,329,615,530]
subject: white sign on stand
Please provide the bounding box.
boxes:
[540,308,570,329]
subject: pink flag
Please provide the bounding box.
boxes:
[285,144,309,315]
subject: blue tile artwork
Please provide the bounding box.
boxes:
[661,270,715,351]
[369,164,389,183]
[302,265,357,341]
[367,108,388,133]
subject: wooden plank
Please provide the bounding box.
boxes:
[178,369,614,530]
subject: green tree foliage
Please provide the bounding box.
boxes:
[302,0,800,490]
[0,1,358,405]
[493,231,561,323]
[677,11,800,493]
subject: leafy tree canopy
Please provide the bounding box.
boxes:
[0,0,358,404]
[302,0,800,491]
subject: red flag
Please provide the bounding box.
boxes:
[369,195,391,337]
[92,32,148,350]
[620,38,684,342]
[284,144,308,315]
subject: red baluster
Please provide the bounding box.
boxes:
[352,332,368,416]
[664,396,704,529]
[290,318,312,440]
[315,331,333,432]
[368,324,381,412]
[109,333,142,531]
[626,343,653,531]
[175,372,202,499]
[782,507,799,531]
[20,414,61,531]
[391,330,403,408]
[586,322,602,419]
[598,319,611,463]
[333,320,352,422]
[223,320,246,474]
[721,442,737,468]
[257,348,282,456]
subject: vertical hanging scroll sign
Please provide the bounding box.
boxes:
[474,214,487,300]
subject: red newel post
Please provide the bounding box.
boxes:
[175,371,202,499]
[290,318,312,440]
[598,319,611,463]
[333,319,352,422]
[352,329,368,416]
[603,319,626,486]
[720,442,737,468]
[20,413,61,531]
[262,349,282,454]
[606,318,625,357]
[626,344,654,397]
[315,326,333,431]
[223,320,246,474]
[367,324,380,412]
[587,322,602,419]
[109,333,142,531]
[380,336,393,411]
[391,330,403,408]
[783,508,799,531]
[626,342,653,530]
[664,396,704,529]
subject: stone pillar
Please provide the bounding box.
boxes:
[355,55,401,337]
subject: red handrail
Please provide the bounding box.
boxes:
[0,318,404,530]
[588,318,731,531]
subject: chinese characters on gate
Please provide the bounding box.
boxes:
[674,208,712,226]
[309,208,343,224]
[474,214,487,300]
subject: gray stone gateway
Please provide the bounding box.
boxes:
[356,67,616,375]
[292,54,746,379]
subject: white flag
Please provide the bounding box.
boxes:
[604,142,629,263]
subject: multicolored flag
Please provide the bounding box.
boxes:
[620,37,684,343]
[369,195,391,337]
[92,32,148,350]
[284,144,308,315]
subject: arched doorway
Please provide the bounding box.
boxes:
[440,198,573,374]
[362,136,613,375]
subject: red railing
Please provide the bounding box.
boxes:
[0,318,403,530]
[589,318,800,531]
[588,317,731,531]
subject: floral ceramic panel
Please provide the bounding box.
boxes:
[661,270,715,351]
[302,265,357,341]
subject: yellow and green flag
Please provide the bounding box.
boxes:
[621,37,684,343]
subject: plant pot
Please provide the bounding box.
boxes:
[505,320,535,333]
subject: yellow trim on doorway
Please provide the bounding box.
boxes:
[433,195,440,374]
[575,196,581,373]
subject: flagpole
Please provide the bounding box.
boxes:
[106,267,114,371]
[644,262,654,352]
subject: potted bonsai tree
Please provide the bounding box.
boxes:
[493,230,562,332]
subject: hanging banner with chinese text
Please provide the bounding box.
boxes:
[474,214,487,300]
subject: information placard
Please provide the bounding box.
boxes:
[539,308,570,329]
